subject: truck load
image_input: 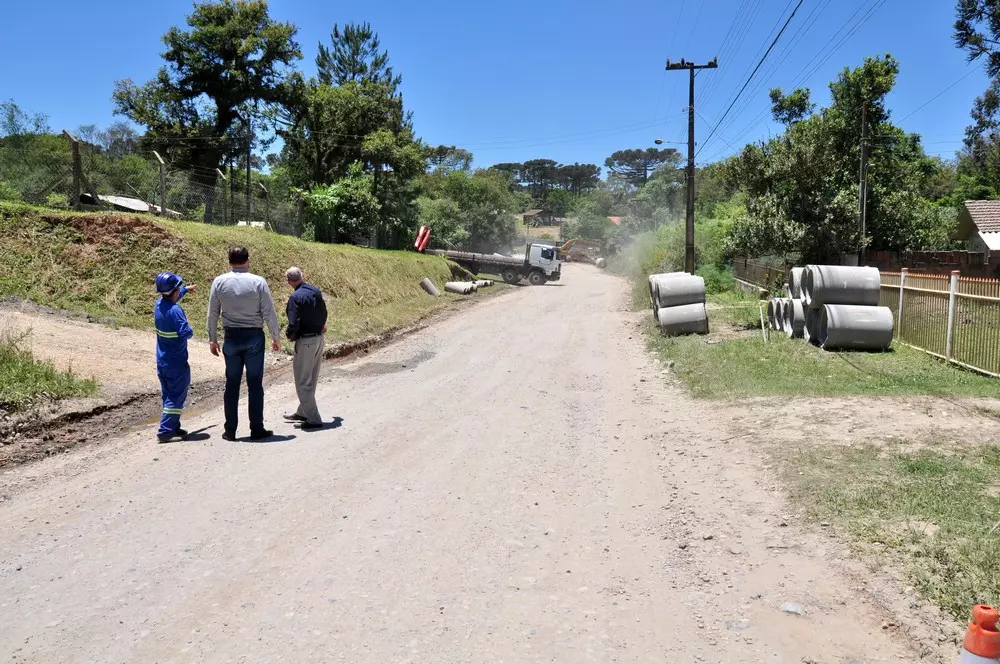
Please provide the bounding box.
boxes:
[425,243,562,286]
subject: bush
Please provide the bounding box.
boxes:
[44,192,70,209]
[0,181,22,202]
[696,264,736,294]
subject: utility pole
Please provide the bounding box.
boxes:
[858,101,869,265]
[152,151,166,217]
[665,58,718,274]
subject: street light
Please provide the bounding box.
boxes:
[654,138,664,145]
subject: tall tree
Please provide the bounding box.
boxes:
[113,0,300,220]
[427,145,473,173]
[604,147,682,186]
[316,22,401,95]
[955,0,1000,189]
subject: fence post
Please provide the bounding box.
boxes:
[897,268,907,340]
[152,151,166,217]
[945,270,958,360]
[63,130,82,210]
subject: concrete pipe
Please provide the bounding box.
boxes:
[649,272,687,305]
[783,298,805,338]
[787,267,804,300]
[803,305,821,345]
[444,281,475,295]
[657,302,709,336]
[766,299,777,331]
[419,278,440,297]
[819,305,894,351]
[474,279,492,288]
[654,274,706,309]
[802,265,880,309]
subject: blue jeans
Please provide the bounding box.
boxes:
[223,328,266,434]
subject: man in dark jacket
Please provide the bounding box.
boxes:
[283,267,328,429]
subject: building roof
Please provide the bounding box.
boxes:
[608,216,623,226]
[521,209,543,217]
[957,200,1000,239]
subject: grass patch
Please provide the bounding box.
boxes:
[786,443,1000,621]
[0,330,97,410]
[0,202,462,344]
[651,294,1000,398]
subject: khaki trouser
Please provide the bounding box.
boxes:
[293,335,324,425]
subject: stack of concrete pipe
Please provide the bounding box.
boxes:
[444,281,478,295]
[474,279,495,288]
[797,265,893,351]
[648,272,709,336]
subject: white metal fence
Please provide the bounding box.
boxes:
[881,270,1000,377]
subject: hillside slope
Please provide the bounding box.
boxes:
[0,203,459,343]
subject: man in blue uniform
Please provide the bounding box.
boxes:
[154,272,196,443]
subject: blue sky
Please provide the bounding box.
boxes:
[0,0,987,169]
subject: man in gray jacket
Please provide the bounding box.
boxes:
[207,246,281,441]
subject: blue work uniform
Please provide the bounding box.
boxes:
[154,286,193,438]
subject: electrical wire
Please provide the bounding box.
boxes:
[699,0,806,157]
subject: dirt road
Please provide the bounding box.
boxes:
[0,266,933,663]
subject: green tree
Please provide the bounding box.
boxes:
[769,88,814,125]
[316,22,401,94]
[954,1,1000,192]
[113,0,301,221]
[544,189,574,217]
[427,145,473,173]
[723,55,943,261]
[417,169,521,252]
[302,161,381,243]
[604,147,682,186]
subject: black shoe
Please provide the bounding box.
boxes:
[298,421,323,430]
[221,430,237,441]
[283,413,307,422]
[248,429,274,440]
[177,429,189,437]
[157,432,184,444]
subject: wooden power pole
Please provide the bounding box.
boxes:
[858,101,869,265]
[666,58,718,275]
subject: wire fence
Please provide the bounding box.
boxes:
[0,131,302,235]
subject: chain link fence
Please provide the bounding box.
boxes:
[0,131,302,235]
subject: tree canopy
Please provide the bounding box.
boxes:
[604,147,682,187]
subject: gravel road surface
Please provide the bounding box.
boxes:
[0,266,924,663]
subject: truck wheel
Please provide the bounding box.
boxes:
[528,270,545,286]
[502,268,519,284]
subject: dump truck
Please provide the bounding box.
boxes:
[425,243,562,285]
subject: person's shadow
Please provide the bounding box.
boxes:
[295,417,344,432]
[239,433,296,443]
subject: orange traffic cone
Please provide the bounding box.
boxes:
[960,605,1000,663]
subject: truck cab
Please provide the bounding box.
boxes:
[526,243,562,282]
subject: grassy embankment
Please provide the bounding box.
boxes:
[0,202,465,342]
[0,202,476,408]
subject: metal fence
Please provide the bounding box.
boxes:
[882,270,1000,377]
[733,258,785,291]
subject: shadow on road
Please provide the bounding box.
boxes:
[296,417,344,432]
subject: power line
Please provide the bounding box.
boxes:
[699,0,805,157]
